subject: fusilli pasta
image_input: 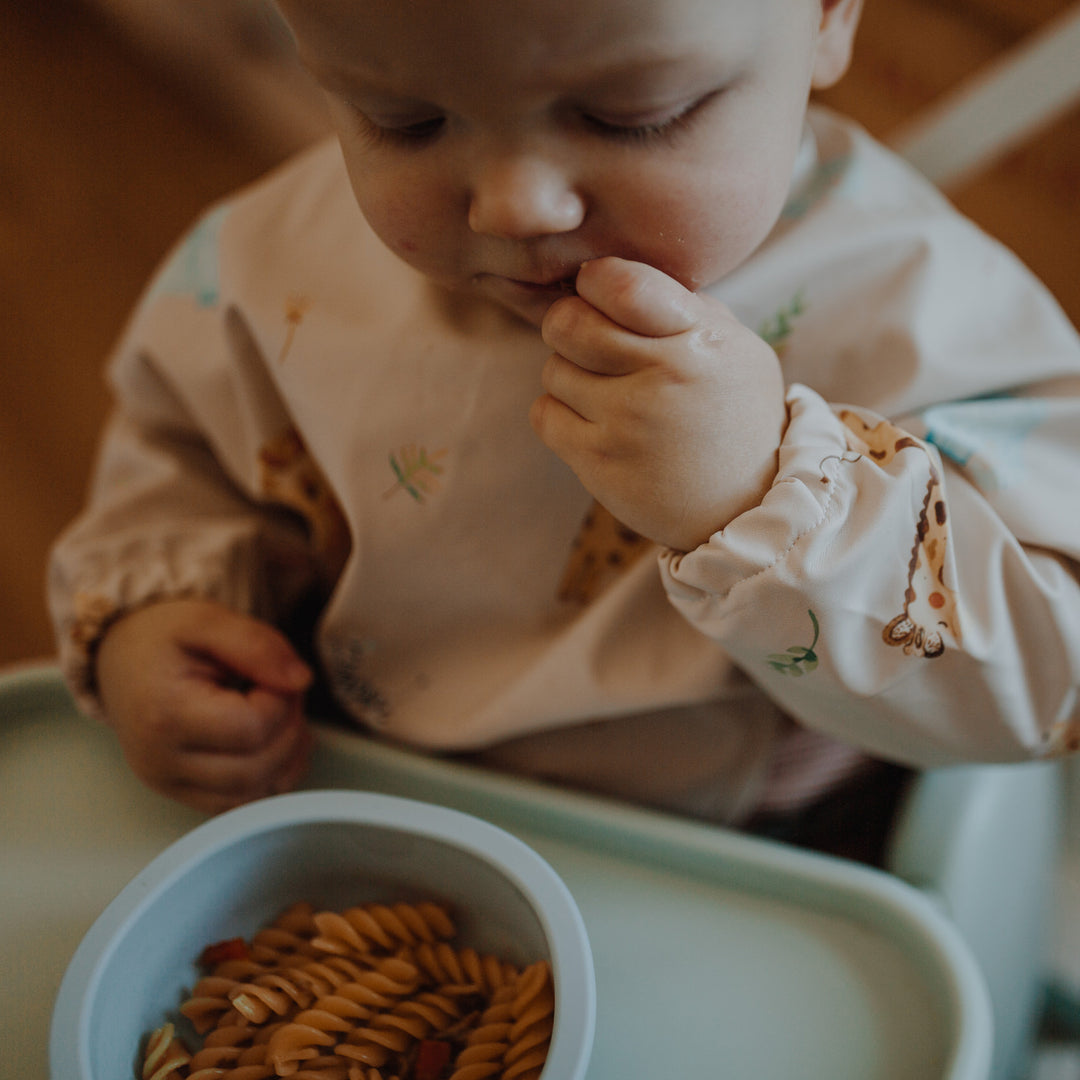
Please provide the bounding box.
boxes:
[139,900,553,1080]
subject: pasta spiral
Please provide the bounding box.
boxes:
[141,1023,191,1080]
[139,900,554,1080]
[445,963,553,1080]
[404,944,517,996]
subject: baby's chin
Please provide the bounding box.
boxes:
[422,277,549,333]
[469,274,576,330]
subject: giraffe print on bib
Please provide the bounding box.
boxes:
[839,410,962,658]
[557,501,652,604]
[258,426,351,584]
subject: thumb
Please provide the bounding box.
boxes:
[575,257,699,337]
[178,608,312,695]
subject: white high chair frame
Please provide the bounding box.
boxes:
[887,763,1063,1080]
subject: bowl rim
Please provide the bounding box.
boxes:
[50,789,595,1080]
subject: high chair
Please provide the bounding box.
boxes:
[885,761,1064,1080]
[0,661,1050,1080]
[0,663,1067,1080]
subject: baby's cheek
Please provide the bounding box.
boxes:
[652,162,791,291]
[379,202,421,251]
[370,217,433,272]
[617,194,737,293]
[353,187,431,264]
[370,207,413,250]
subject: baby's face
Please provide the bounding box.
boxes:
[278,0,854,327]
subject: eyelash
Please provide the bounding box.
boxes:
[386,117,446,142]
[580,96,712,144]
[356,92,715,147]
[354,114,445,146]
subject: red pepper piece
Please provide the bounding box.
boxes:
[414,1038,452,1080]
[198,937,250,966]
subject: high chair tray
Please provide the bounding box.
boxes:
[0,663,992,1080]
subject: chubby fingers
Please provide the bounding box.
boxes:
[541,258,702,380]
[178,725,312,812]
[176,606,313,697]
[535,259,694,427]
[170,692,312,812]
[574,257,699,338]
[177,678,302,753]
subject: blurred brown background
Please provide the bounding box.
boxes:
[2,0,1078,666]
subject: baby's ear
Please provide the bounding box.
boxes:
[812,0,864,90]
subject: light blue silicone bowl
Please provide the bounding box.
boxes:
[50,790,595,1080]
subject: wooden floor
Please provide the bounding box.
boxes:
[2,0,1078,666]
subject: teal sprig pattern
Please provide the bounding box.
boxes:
[383,445,447,503]
[767,609,820,676]
[758,292,806,357]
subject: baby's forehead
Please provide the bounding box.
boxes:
[279,0,769,89]
[279,0,763,46]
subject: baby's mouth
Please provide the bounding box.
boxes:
[508,274,577,294]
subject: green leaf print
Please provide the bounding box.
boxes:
[758,292,806,356]
[384,445,447,503]
[767,610,821,676]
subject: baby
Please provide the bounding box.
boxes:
[49,0,1080,851]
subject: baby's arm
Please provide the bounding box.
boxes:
[532,256,1080,768]
[48,281,326,809]
[531,257,787,552]
[660,384,1080,766]
[96,599,313,813]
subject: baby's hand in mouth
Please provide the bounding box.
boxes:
[532,257,786,551]
[567,257,696,335]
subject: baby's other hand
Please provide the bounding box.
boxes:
[95,599,313,813]
[531,257,786,552]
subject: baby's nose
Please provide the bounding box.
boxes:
[467,156,585,239]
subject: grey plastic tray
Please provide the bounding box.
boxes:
[0,664,992,1079]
